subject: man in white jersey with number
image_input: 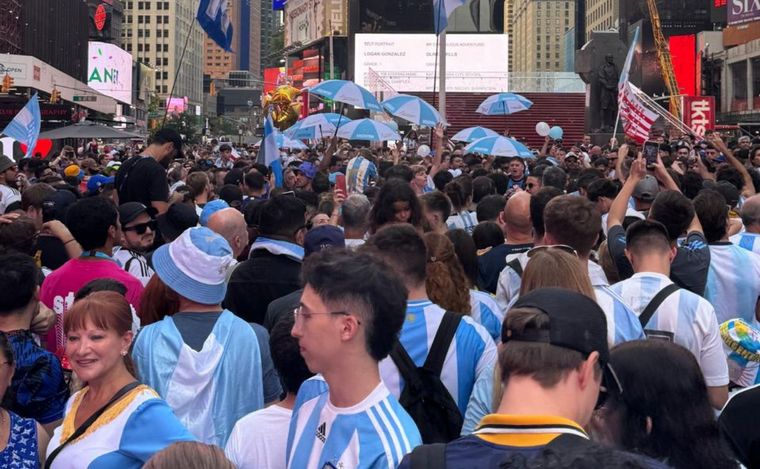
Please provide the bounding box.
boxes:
[287,249,421,469]
[610,220,728,408]
[732,194,760,255]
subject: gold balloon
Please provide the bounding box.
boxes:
[263,85,303,131]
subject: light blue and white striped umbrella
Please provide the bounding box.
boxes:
[381,94,443,127]
[254,131,308,150]
[336,118,401,142]
[307,80,383,112]
[464,136,534,158]
[451,126,500,142]
[284,113,352,140]
[476,92,534,115]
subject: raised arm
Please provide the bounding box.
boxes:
[607,148,646,230]
[709,133,756,197]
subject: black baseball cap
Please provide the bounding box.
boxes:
[118,202,158,226]
[152,128,185,160]
[156,202,199,241]
[505,288,622,397]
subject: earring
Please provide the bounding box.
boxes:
[121,350,127,357]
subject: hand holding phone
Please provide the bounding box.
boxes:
[643,140,659,168]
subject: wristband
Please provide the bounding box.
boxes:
[63,238,76,245]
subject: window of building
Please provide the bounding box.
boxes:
[145,44,150,52]
[145,16,150,23]
[138,29,143,37]
[163,85,168,94]
[157,1,162,9]
[163,58,168,65]
[163,44,169,52]
[537,52,541,59]
[138,1,143,9]
[163,71,169,80]
[164,16,169,23]
[157,16,162,24]
[137,15,143,22]
[138,43,143,52]
[164,2,169,9]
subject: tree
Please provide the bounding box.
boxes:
[151,111,202,144]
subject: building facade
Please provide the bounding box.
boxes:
[121,0,204,107]
[585,0,618,42]
[511,0,575,73]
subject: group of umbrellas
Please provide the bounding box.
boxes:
[267,80,537,158]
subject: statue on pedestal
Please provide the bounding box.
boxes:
[598,54,619,132]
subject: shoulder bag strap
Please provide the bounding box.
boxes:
[390,340,424,391]
[44,381,141,469]
[423,312,462,376]
[507,258,523,278]
[639,283,681,329]
[409,442,447,469]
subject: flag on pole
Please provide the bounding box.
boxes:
[197,0,233,52]
[434,0,467,34]
[1,93,41,159]
[618,26,640,88]
[619,82,659,144]
[260,110,283,188]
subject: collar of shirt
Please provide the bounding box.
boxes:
[474,414,588,447]
[630,271,672,284]
[587,260,609,287]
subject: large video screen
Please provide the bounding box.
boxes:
[87,41,133,105]
[354,34,509,93]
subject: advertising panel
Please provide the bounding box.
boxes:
[284,0,326,48]
[354,34,509,93]
[682,96,715,137]
[728,0,760,24]
[87,41,133,104]
[669,34,697,97]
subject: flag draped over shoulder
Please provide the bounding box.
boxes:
[1,93,41,158]
[434,0,467,34]
[197,0,233,52]
[616,27,657,144]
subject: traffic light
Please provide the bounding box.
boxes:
[1,74,13,93]
[50,87,61,104]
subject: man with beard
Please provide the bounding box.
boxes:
[0,155,21,214]
[115,128,183,215]
[113,202,158,286]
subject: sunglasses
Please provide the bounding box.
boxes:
[123,220,157,235]
[526,244,578,258]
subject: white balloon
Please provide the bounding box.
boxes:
[535,122,550,137]
[417,144,431,157]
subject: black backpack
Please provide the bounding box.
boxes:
[390,311,464,444]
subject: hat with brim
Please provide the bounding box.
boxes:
[152,226,233,304]
[0,155,16,173]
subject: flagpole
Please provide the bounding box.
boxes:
[163,20,196,125]
[631,85,695,138]
[431,0,444,145]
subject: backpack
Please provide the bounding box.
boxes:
[390,311,464,444]
[638,283,679,341]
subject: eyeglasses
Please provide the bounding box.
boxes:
[293,305,361,325]
[595,362,624,410]
[123,220,157,235]
[526,244,578,258]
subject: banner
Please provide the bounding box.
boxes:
[682,96,715,137]
[728,0,760,25]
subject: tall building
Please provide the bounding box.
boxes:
[585,0,618,42]
[260,0,283,71]
[511,0,575,73]
[204,0,262,81]
[121,0,204,108]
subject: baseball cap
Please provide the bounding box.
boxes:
[118,202,158,226]
[152,226,234,304]
[0,155,16,173]
[632,175,659,202]
[87,175,115,194]
[200,199,230,227]
[42,189,77,222]
[295,161,317,180]
[152,127,185,160]
[506,288,622,398]
[304,225,345,257]
[156,203,200,241]
[64,164,81,178]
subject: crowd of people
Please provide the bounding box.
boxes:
[0,123,759,468]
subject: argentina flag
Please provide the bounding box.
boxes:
[434,0,467,34]
[1,93,41,158]
[197,0,233,52]
[261,111,283,188]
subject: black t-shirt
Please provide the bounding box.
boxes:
[477,243,534,294]
[115,156,169,207]
[607,224,710,296]
[35,235,69,271]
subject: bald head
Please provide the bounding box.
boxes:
[742,194,760,233]
[207,208,249,258]
[502,191,532,240]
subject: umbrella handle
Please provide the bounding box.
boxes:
[333,102,344,139]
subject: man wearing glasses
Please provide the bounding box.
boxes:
[113,202,158,286]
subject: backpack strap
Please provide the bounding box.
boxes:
[423,312,462,376]
[507,258,523,278]
[390,340,424,392]
[408,443,447,469]
[639,283,680,329]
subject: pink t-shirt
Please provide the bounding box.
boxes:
[40,258,144,365]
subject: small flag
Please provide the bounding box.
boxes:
[619,82,659,144]
[619,26,640,88]
[261,111,283,188]
[197,0,233,52]
[434,0,467,35]
[1,93,41,159]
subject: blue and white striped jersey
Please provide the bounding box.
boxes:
[346,156,378,195]
[286,377,421,469]
[469,290,503,342]
[731,232,760,256]
[705,242,760,328]
[611,272,729,387]
[446,211,478,235]
[379,300,497,415]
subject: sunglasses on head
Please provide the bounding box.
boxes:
[123,220,157,235]
[526,244,578,258]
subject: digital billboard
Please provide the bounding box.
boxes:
[728,0,760,25]
[354,34,509,93]
[87,41,133,104]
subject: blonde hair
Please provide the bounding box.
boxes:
[143,442,235,469]
[423,232,472,314]
[519,248,596,299]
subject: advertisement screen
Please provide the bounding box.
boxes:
[728,0,760,25]
[354,34,509,93]
[669,34,697,97]
[87,41,133,104]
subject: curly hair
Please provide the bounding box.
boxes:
[423,232,471,314]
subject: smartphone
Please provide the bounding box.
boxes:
[643,140,659,168]
[335,174,347,195]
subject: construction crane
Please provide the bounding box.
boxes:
[644,0,681,119]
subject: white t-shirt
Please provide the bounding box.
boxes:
[225,404,292,469]
[0,184,21,214]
